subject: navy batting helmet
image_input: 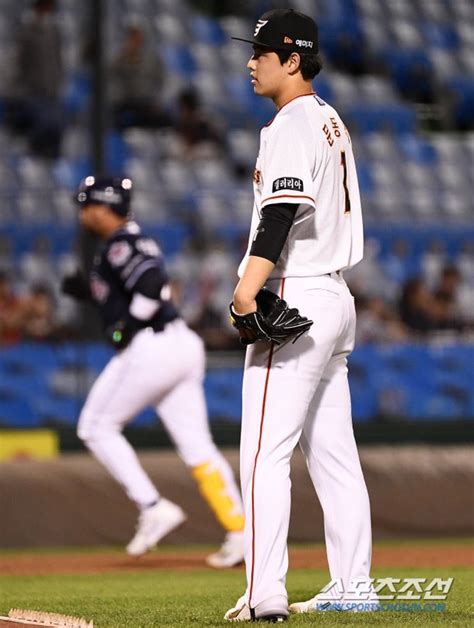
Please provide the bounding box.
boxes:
[76,176,133,216]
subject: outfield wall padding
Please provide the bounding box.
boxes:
[0,446,473,548]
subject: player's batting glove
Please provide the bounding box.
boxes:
[229,288,313,346]
[61,270,91,301]
[105,316,145,350]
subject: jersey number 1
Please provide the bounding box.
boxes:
[340,151,351,214]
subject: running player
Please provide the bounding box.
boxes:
[62,175,245,568]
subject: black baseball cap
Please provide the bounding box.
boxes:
[76,176,132,216]
[232,9,319,54]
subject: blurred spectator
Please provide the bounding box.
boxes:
[172,87,223,155]
[109,24,171,130]
[432,265,464,331]
[0,271,26,344]
[21,284,57,340]
[456,243,474,326]
[5,0,64,158]
[188,277,237,350]
[171,243,239,350]
[398,277,437,334]
[355,295,407,344]
[398,271,466,335]
[0,274,61,343]
[21,285,55,340]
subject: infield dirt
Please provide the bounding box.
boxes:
[0,543,472,576]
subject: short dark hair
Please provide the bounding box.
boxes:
[275,49,322,80]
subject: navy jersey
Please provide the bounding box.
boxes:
[89,222,179,331]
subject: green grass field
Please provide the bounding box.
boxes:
[1,548,473,627]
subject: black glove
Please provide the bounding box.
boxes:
[229,288,313,346]
[105,316,144,350]
[61,270,91,301]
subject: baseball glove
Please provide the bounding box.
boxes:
[61,270,91,301]
[229,288,313,346]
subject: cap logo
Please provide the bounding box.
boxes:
[296,39,313,48]
[283,36,293,44]
[254,19,268,36]
[90,189,122,204]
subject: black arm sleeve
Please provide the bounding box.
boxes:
[133,267,165,299]
[249,203,298,263]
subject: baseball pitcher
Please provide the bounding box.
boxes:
[225,9,378,621]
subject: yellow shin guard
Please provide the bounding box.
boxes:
[192,462,244,532]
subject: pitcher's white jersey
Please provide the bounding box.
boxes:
[238,93,364,279]
[235,93,373,612]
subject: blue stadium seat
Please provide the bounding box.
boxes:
[161,44,198,78]
[396,134,437,165]
[135,408,158,427]
[408,391,466,421]
[1,342,58,368]
[36,397,80,426]
[345,103,417,134]
[0,396,40,427]
[223,74,276,125]
[106,131,130,174]
[348,353,378,421]
[191,15,226,46]
[351,384,378,422]
[313,77,333,103]
[320,0,359,22]
[216,223,247,247]
[52,157,92,189]
[421,22,460,50]
[145,223,192,257]
[318,5,363,60]
[0,372,47,399]
[62,70,92,117]
[446,77,474,129]
[82,343,113,370]
[0,224,76,257]
[224,74,257,111]
[381,48,434,95]
[204,368,243,423]
[355,161,375,195]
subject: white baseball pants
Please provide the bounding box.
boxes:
[240,274,373,608]
[77,320,241,511]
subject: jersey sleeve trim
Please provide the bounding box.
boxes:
[124,259,161,291]
[261,193,315,207]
